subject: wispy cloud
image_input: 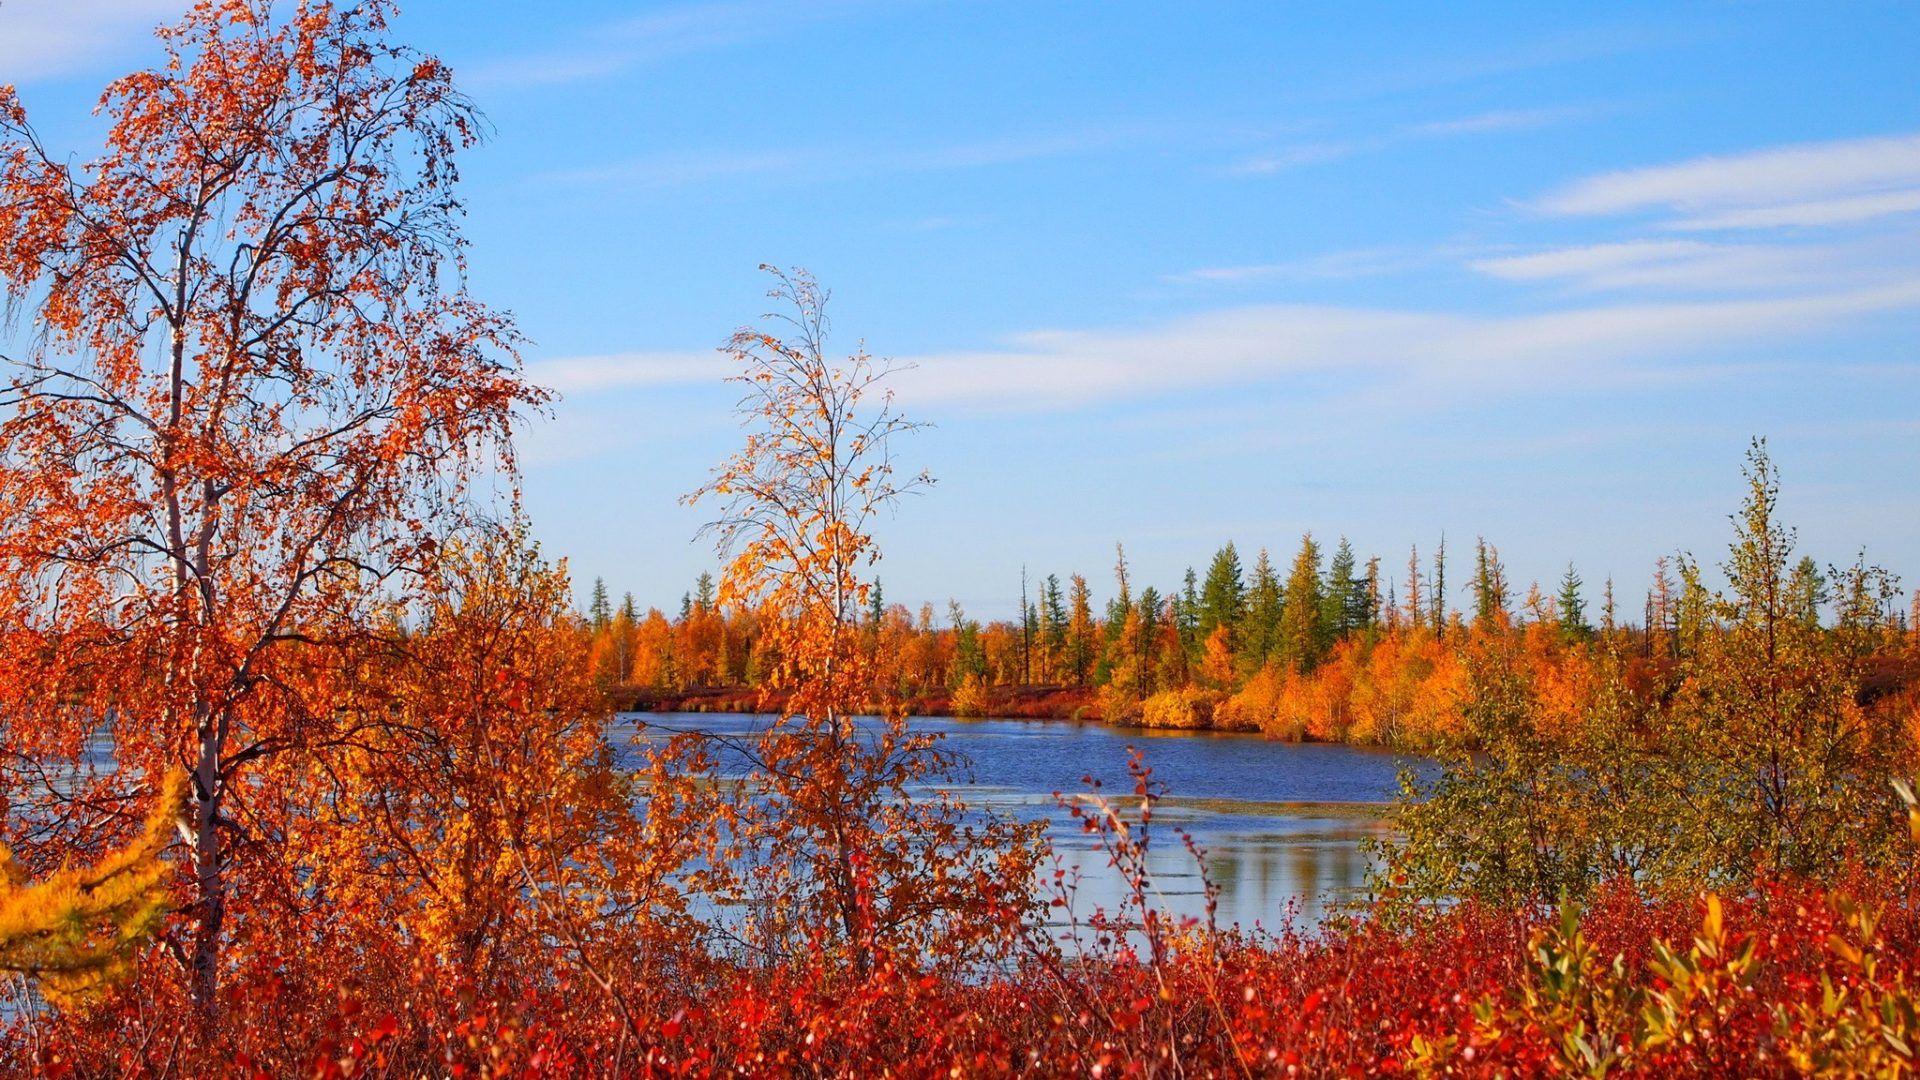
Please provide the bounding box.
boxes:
[1533,130,1920,229]
[885,282,1920,410]
[1227,105,1597,176]
[1470,235,1920,294]
[1314,23,1702,104]
[543,122,1172,189]
[1168,247,1444,285]
[465,0,894,90]
[1670,189,1920,231]
[1226,141,1357,176]
[1408,106,1594,138]
[541,281,1920,412]
[0,0,178,83]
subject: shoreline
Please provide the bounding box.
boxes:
[611,682,1102,722]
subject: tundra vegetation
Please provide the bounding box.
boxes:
[0,3,1917,1075]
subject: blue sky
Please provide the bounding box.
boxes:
[7,1,1920,619]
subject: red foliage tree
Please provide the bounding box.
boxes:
[0,0,542,1011]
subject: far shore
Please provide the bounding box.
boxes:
[611,683,1100,722]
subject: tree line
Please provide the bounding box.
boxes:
[581,492,1917,747]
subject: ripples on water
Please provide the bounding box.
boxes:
[615,712,1432,932]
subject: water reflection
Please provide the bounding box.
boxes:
[617,712,1428,931]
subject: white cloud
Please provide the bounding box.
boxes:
[0,0,178,83]
[1470,236,1920,294]
[1408,106,1593,138]
[1533,130,1920,227]
[1669,188,1920,231]
[542,122,1172,189]
[1226,141,1356,176]
[917,283,1920,408]
[1229,105,1593,176]
[543,282,1920,413]
[1169,247,1441,284]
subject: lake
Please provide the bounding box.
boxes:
[614,712,1431,932]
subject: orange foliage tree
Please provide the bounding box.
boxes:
[281,524,724,1055]
[685,268,1040,976]
[0,0,542,1011]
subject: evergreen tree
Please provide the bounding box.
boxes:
[1136,586,1162,683]
[1066,574,1096,686]
[1197,542,1246,646]
[1556,563,1589,639]
[1243,548,1283,667]
[1105,542,1133,643]
[1019,566,1034,684]
[693,571,716,612]
[619,591,638,623]
[1404,544,1424,629]
[1176,568,1201,658]
[1321,537,1357,641]
[948,600,987,683]
[1358,554,1383,633]
[868,577,886,628]
[1041,574,1068,681]
[1787,555,1827,629]
[1649,557,1678,658]
[588,577,611,630]
[1275,534,1326,670]
[1430,534,1448,639]
[1471,538,1509,626]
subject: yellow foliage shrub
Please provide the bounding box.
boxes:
[1138,688,1217,730]
[1097,684,1141,725]
[950,674,988,718]
[1214,666,1282,732]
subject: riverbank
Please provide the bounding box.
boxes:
[613,682,1101,720]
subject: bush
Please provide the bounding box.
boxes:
[1213,665,1281,732]
[950,673,988,718]
[1137,687,1216,729]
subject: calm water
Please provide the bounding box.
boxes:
[614,712,1430,931]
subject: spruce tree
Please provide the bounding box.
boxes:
[1404,544,1424,629]
[1275,534,1325,670]
[1019,566,1034,684]
[1471,538,1509,626]
[1105,542,1133,643]
[1787,555,1827,629]
[1358,555,1382,633]
[1136,586,1162,681]
[1243,548,1283,667]
[1176,568,1201,658]
[1198,542,1246,646]
[1321,537,1356,642]
[949,600,987,683]
[1066,574,1096,685]
[588,577,611,630]
[1556,563,1589,639]
[1041,574,1068,680]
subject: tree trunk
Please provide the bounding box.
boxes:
[189,709,225,1013]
